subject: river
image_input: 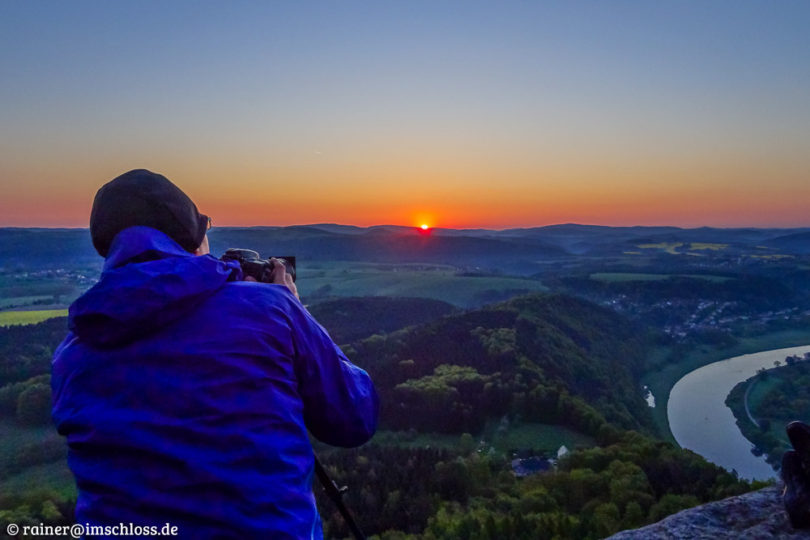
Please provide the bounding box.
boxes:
[667,345,810,481]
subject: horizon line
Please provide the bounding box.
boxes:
[3,222,810,233]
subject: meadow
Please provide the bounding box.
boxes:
[481,421,595,454]
[297,262,547,308]
[368,422,594,456]
[589,272,731,283]
[0,309,68,327]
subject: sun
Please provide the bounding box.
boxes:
[413,213,435,233]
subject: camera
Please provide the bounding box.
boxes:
[221,249,296,283]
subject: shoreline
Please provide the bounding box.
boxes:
[667,344,810,481]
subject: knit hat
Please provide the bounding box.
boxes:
[90,169,209,257]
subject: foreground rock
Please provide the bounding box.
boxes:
[609,485,810,539]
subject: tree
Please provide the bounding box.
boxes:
[591,502,621,537]
[623,501,645,529]
[459,433,476,455]
[648,494,700,522]
[16,382,52,425]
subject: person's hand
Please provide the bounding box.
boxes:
[270,258,299,300]
[243,260,299,300]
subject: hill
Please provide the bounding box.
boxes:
[0,295,763,539]
[307,296,456,344]
[208,226,567,274]
[349,293,654,436]
[764,231,810,254]
[6,224,810,272]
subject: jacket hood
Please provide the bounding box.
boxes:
[69,226,241,347]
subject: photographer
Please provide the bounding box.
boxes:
[51,169,378,539]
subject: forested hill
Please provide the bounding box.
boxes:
[307,296,457,345]
[347,293,654,436]
[0,296,761,538]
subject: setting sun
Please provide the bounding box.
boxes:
[420,224,429,230]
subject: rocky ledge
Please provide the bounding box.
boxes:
[609,485,810,539]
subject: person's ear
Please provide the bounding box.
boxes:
[193,234,210,256]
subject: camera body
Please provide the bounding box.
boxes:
[221,249,296,283]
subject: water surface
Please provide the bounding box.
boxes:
[668,345,810,481]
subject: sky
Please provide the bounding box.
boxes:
[1,1,809,229]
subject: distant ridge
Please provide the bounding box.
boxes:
[763,231,810,254]
[3,224,810,270]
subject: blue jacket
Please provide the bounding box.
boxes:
[51,226,378,539]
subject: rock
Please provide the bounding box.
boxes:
[608,485,810,539]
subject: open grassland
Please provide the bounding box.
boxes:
[366,422,594,456]
[0,295,54,309]
[726,373,791,456]
[480,421,595,454]
[750,254,794,260]
[589,272,730,283]
[0,309,68,327]
[688,243,728,251]
[743,375,791,447]
[637,242,683,254]
[368,430,464,450]
[643,328,810,444]
[298,262,547,307]
[742,369,792,450]
[746,376,780,417]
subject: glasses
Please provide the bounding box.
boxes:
[206,216,213,230]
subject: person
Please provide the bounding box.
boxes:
[784,421,810,528]
[51,169,379,539]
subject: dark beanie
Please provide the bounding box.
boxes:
[90,169,209,257]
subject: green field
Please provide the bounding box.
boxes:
[725,373,791,458]
[589,272,731,283]
[688,243,728,251]
[636,242,684,254]
[0,276,80,302]
[746,376,780,418]
[482,421,595,454]
[0,309,68,327]
[0,295,55,309]
[368,430,465,450]
[367,422,594,456]
[642,328,810,443]
[742,374,791,447]
[298,262,547,307]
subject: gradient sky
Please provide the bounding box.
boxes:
[2,1,809,228]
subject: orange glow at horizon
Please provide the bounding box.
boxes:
[2,154,810,229]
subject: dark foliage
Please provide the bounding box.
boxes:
[349,293,652,435]
[0,317,67,384]
[307,297,456,345]
[0,294,762,539]
[315,431,757,539]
